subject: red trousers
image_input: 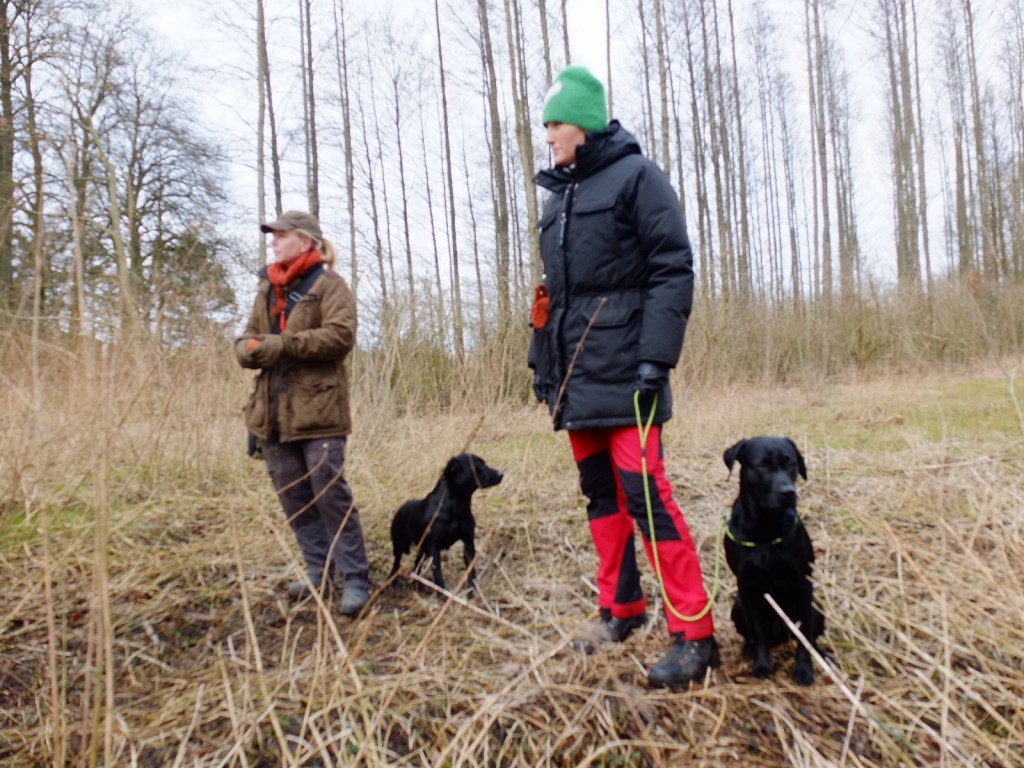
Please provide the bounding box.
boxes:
[569,425,714,639]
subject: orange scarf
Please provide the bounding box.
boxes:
[266,249,323,331]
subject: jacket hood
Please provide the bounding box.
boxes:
[535,120,642,192]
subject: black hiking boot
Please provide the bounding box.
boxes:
[647,635,720,690]
[572,609,647,654]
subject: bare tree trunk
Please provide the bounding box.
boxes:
[751,6,782,302]
[25,5,44,410]
[832,72,859,298]
[779,76,803,308]
[699,0,732,299]
[963,0,997,280]
[637,0,657,160]
[300,0,319,218]
[332,0,357,292]
[257,0,268,264]
[682,5,712,301]
[910,0,932,293]
[355,82,388,306]
[560,0,570,64]
[811,0,832,300]
[259,0,282,216]
[391,60,416,336]
[58,119,90,338]
[299,0,310,211]
[504,0,541,284]
[803,0,820,301]
[711,2,738,299]
[93,136,137,338]
[882,0,921,288]
[666,15,687,220]
[0,0,18,305]
[654,0,670,174]
[479,0,511,327]
[942,3,974,277]
[537,0,552,84]
[1007,2,1024,280]
[419,109,448,349]
[726,0,750,299]
[434,0,464,357]
[462,132,485,344]
[364,46,397,301]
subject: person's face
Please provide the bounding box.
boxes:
[270,229,312,262]
[546,122,587,166]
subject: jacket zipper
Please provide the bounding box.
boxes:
[555,181,577,428]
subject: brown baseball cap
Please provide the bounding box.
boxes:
[260,210,323,241]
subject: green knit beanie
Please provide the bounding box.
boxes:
[542,66,608,133]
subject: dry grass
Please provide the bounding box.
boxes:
[2,333,1023,767]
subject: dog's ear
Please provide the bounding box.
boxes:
[723,440,747,476]
[443,455,465,483]
[785,438,807,480]
[446,453,477,487]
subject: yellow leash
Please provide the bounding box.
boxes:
[634,390,723,622]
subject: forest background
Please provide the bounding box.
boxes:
[2,0,1024,766]
[2,0,1023,380]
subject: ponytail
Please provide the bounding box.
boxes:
[320,237,337,271]
[293,227,336,271]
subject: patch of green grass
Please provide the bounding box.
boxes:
[753,374,1023,454]
[0,502,94,550]
[932,377,1024,438]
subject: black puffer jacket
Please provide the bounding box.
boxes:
[530,121,694,431]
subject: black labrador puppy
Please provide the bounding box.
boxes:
[388,453,503,596]
[723,437,824,685]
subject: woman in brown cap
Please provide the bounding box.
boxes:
[234,211,370,616]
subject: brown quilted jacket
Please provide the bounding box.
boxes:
[235,268,357,442]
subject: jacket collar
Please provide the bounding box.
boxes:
[534,120,642,191]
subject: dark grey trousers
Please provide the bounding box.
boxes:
[262,436,369,590]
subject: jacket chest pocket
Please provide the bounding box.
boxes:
[568,193,622,289]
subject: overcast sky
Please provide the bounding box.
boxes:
[130,0,1011,291]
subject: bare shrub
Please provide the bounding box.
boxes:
[2,287,1023,765]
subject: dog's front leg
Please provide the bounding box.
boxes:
[387,555,402,581]
[752,643,772,678]
[792,642,813,685]
[743,590,773,678]
[430,549,447,594]
[463,537,477,597]
[792,584,818,685]
[410,548,429,591]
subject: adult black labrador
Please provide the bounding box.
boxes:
[388,453,503,596]
[723,437,824,685]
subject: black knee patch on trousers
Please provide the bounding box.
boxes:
[619,468,682,543]
[578,450,619,521]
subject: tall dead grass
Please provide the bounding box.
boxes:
[1,283,1023,766]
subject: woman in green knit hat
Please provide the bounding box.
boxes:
[529,65,718,690]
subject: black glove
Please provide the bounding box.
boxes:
[635,361,669,396]
[532,373,546,403]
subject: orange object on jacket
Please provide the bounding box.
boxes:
[531,284,549,329]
